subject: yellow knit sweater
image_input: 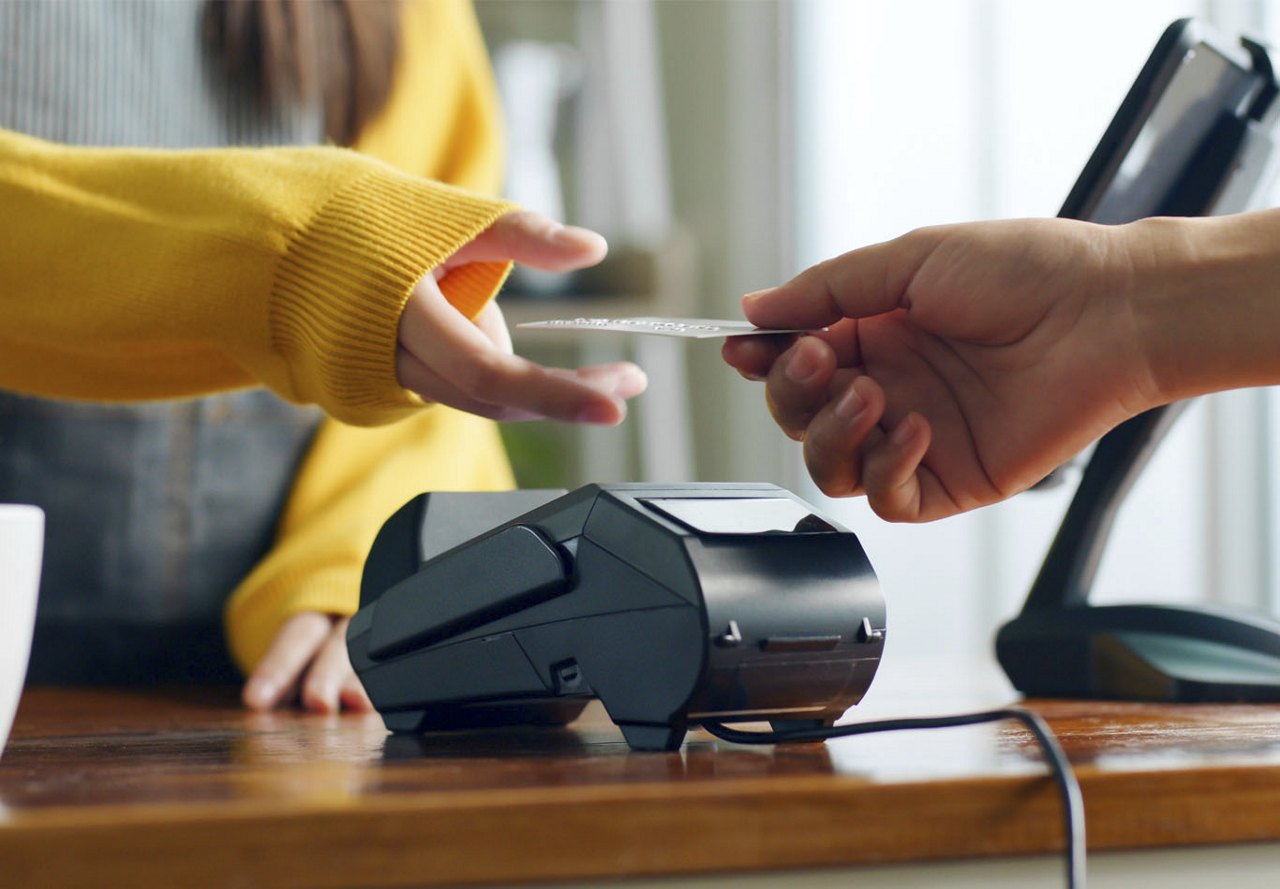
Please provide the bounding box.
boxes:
[0,0,517,672]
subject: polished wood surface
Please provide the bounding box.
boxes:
[3,680,1280,888]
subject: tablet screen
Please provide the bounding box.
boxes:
[1090,43,1259,224]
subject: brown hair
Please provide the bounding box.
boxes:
[204,0,403,147]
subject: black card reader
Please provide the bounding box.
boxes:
[348,483,886,751]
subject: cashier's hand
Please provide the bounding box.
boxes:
[242,613,372,714]
[397,210,648,425]
[722,217,1165,522]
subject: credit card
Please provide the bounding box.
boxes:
[516,317,817,339]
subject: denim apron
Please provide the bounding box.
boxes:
[0,392,321,683]
[0,0,327,683]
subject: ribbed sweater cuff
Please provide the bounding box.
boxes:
[225,568,359,675]
[272,169,513,426]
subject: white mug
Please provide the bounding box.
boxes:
[0,504,43,761]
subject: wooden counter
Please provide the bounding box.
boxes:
[2,681,1280,888]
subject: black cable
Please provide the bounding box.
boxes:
[702,708,1085,889]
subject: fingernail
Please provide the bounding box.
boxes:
[577,401,621,424]
[743,288,775,304]
[891,415,917,446]
[305,685,337,714]
[613,366,648,396]
[835,381,865,421]
[785,345,819,384]
[628,363,647,378]
[245,679,276,708]
[554,224,605,250]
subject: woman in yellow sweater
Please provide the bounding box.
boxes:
[0,0,644,711]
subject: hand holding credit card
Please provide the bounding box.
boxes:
[517,316,820,338]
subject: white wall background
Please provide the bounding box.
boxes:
[790,0,1280,685]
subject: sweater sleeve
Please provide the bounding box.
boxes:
[223,406,516,673]
[0,126,513,426]
[221,0,523,675]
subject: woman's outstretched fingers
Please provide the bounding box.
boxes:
[801,376,885,497]
[242,612,332,711]
[340,672,375,712]
[558,363,649,401]
[400,276,633,424]
[861,412,934,522]
[444,210,608,273]
[300,618,359,714]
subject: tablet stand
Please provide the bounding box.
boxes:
[997,22,1280,703]
[996,401,1280,701]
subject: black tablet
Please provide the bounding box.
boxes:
[1061,17,1278,224]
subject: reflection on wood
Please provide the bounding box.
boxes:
[2,688,1280,887]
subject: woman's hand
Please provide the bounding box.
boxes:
[242,612,372,713]
[397,210,648,425]
[723,217,1173,522]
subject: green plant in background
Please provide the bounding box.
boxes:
[500,422,576,490]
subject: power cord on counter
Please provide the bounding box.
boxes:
[701,707,1085,889]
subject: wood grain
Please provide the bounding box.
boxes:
[2,688,1280,887]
